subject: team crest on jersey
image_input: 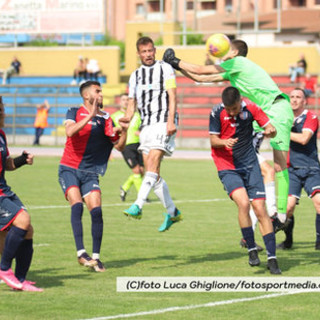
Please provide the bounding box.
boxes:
[239,111,248,120]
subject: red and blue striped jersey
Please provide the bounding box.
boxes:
[60,106,119,176]
[0,130,14,196]
[209,99,270,171]
[288,109,319,169]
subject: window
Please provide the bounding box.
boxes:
[225,0,232,12]
[187,1,194,10]
[289,0,306,6]
[201,1,216,10]
[149,0,160,12]
[136,4,145,15]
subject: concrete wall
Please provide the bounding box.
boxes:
[0,46,120,84]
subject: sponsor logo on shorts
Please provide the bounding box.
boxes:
[0,208,11,218]
[93,184,100,189]
[256,191,266,195]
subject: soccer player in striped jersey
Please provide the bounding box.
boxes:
[278,88,320,250]
[209,87,281,274]
[58,81,128,272]
[0,98,43,291]
[122,36,182,232]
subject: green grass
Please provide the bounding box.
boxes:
[1,157,320,320]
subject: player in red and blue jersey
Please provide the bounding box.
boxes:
[209,86,281,274]
[58,81,128,272]
[278,88,320,250]
[0,98,43,291]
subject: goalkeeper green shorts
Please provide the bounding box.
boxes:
[267,98,293,151]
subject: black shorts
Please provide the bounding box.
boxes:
[122,143,144,169]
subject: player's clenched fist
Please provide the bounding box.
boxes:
[163,49,181,70]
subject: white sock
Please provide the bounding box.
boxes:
[153,177,176,216]
[249,208,258,231]
[77,249,85,257]
[92,253,100,260]
[278,212,287,223]
[265,181,277,217]
[135,171,158,208]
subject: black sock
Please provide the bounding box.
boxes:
[15,239,33,282]
[1,226,27,271]
[284,216,294,244]
[90,207,103,255]
[241,227,255,250]
[315,214,320,243]
[71,203,84,251]
[263,232,276,258]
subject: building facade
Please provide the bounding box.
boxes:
[106,0,320,44]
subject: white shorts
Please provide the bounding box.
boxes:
[138,122,176,156]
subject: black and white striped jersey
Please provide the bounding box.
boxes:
[128,60,176,127]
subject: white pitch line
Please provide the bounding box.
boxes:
[27,198,228,210]
[78,291,302,320]
[33,243,50,247]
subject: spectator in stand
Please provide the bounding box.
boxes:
[289,54,307,83]
[2,56,22,85]
[71,56,88,85]
[86,59,101,81]
[301,74,318,98]
[33,100,50,146]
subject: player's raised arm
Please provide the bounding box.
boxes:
[163,48,225,75]
[122,97,136,122]
[180,69,225,83]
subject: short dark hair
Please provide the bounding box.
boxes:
[222,86,241,106]
[120,93,128,98]
[292,87,307,99]
[231,40,248,57]
[136,36,154,51]
[79,80,101,96]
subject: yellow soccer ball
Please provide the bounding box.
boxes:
[206,33,231,58]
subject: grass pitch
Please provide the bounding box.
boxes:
[1,156,320,320]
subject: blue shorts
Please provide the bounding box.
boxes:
[289,167,320,199]
[58,165,101,200]
[0,194,25,231]
[218,162,265,201]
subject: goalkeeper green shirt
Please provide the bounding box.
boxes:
[111,110,141,145]
[220,56,289,110]
[220,56,293,151]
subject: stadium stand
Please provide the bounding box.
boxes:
[0,74,318,145]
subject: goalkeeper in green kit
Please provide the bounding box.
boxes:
[163,39,293,229]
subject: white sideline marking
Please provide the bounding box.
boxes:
[78,291,302,320]
[27,198,228,210]
[33,243,50,247]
